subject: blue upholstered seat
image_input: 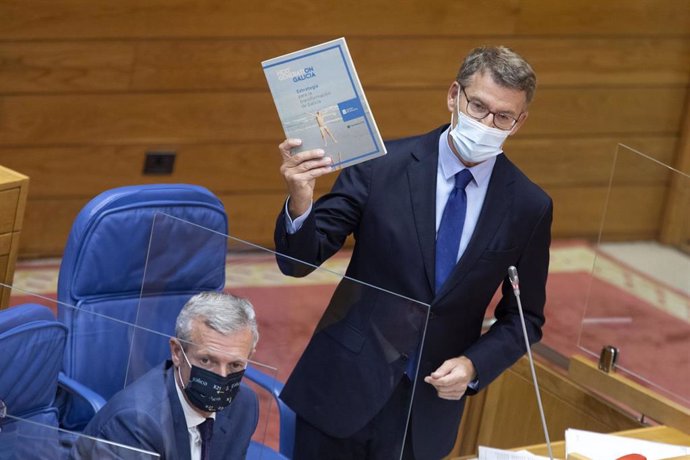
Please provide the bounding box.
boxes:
[56,184,228,430]
[0,304,67,458]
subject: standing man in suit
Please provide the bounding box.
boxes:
[274,46,552,459]
[71,292,260,460]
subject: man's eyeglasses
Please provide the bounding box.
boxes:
[459,86,520,131]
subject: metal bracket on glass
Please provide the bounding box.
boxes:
[598,345,619,373]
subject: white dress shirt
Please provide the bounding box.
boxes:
[174,376,216,460]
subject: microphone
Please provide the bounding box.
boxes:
[507,265,553,460]
[508,266,520,296]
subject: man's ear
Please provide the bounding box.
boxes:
[446,81,460,113]
[170,337,181,367]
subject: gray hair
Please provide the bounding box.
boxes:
[175,291,259,350]
[456,46,537,104]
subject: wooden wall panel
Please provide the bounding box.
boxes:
[3,0,689,40]
[0,0,520,40]
[0,145,332,197]
[13,168,668,253]
[20,199,84,258]
[548,185,666,240]
[0,43,135,93]
[2,38,688,95]
[20,192,286,257]
[660,90,690,253]
[1,0,688,257]
[516,1,690,36]
[0,88,685,146]
[0,136,675,197]
[508,136,677,186]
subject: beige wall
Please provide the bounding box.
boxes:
[1,0,689,257]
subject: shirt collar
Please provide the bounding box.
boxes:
[439,126,497,186]
[174,367,216,429]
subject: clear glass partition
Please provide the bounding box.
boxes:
[1,283,280,458]
[579,143,690,406]
[1,234,276,459]
[2,213,429,459]
[137,212,432,459]
[0,285,161,459]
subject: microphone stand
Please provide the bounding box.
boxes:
[508,266,553,460]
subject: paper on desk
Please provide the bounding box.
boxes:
[477,446,552,460]
[565,428,690,460]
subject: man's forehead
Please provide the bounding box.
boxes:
[465,72,527,112]
[186,324,253,357]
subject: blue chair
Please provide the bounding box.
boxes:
[245,366,296,459]
[0,303,103,459]
[56,184,228,430]
[56,183,296,457]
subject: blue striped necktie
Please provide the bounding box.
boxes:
[435,169,473,293]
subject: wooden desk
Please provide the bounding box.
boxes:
[446,356,642,457]
[453,426,690,459]
[521,425,690,457]
[0,165,29,308]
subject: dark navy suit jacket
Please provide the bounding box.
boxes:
[275,126,553,459]
[70,361,258,460]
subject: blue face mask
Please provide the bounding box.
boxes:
[178,346,245,413]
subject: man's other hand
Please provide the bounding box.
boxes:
[424,356,476,400]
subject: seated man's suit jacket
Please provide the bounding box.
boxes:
[274,125,553,459]
[70,361,258,460]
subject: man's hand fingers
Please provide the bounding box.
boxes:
[289,149,326,164]
[297,156,332,173]
[278,138,302,158]
[281,155,332,179]
[430,360,454,380]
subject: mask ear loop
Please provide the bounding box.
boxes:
[175,339,193,389]
[451,88,461,127]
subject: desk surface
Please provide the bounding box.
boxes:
[520,426,690,457]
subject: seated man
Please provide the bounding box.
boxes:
[71,291,260,460]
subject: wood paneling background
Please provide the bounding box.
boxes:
[1,0,689,257]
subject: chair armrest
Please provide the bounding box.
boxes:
[244,366,296,458]
[58,372,106,415]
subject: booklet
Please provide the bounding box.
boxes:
[262,37,386,171]
[565,428,690,460]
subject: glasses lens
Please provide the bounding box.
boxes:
[494,114,517,130]
[466,100,488,119]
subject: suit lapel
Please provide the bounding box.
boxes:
[436,155,515,301]
[407,129,442,295]
[166,363,193,460]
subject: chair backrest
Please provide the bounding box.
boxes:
[0,304,67,458]
[57,184,228,429]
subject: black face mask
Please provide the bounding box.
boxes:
[178,347,245,413]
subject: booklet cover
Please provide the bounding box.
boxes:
[565,428,690,459]
[262,37,386,171]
